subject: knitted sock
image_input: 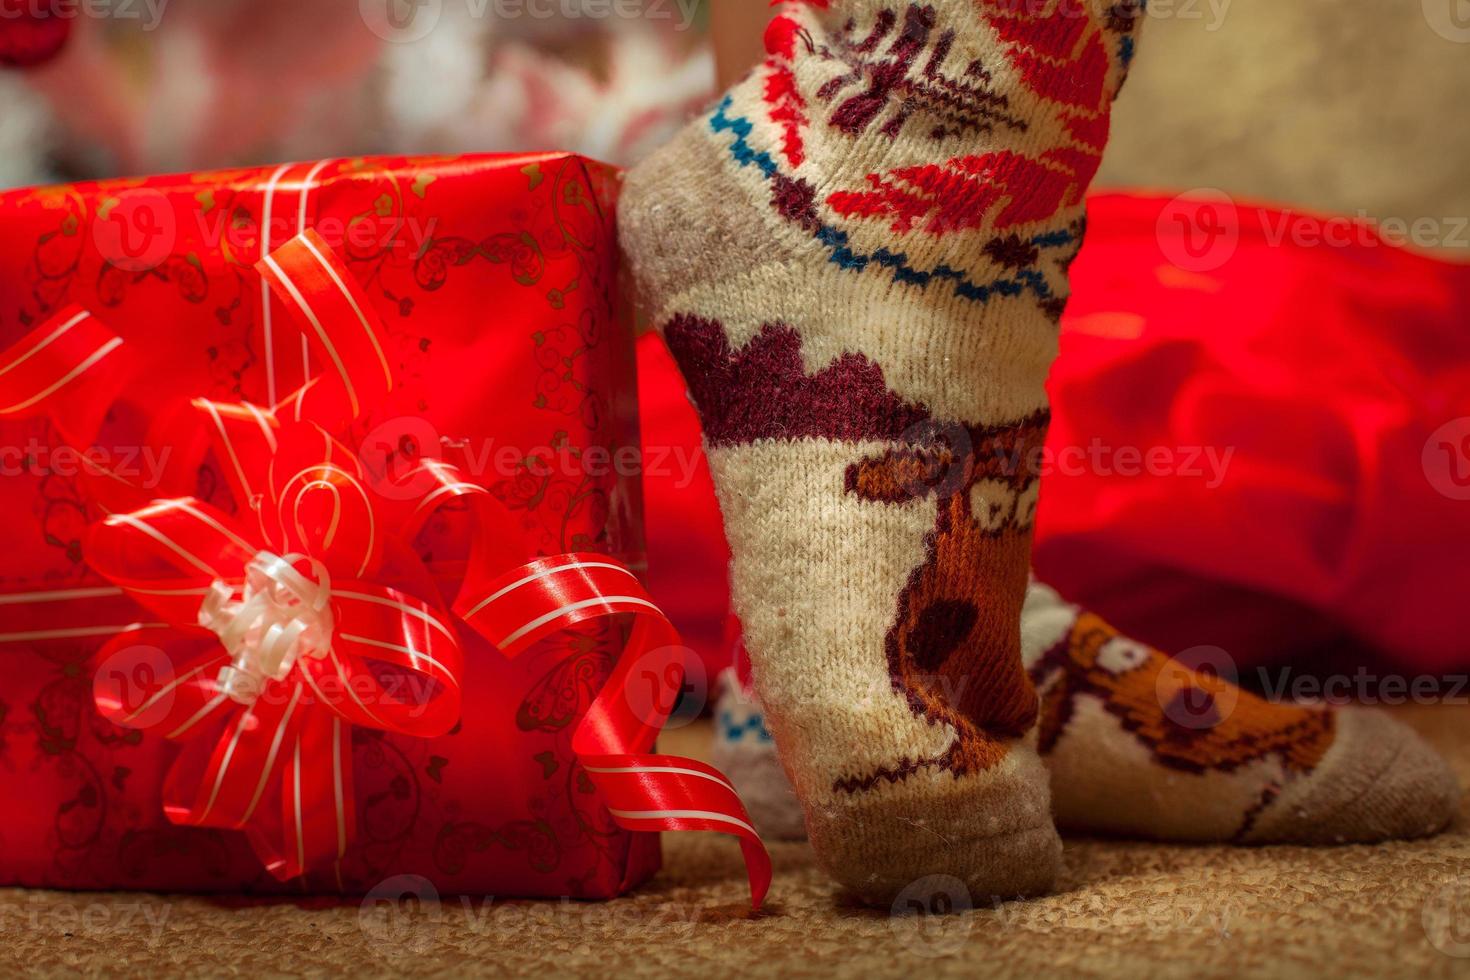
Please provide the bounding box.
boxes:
[1022,582,1461,843]
[714,583,1461,845]
[621,0,1142,903]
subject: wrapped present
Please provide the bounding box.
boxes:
[0,155,767,903]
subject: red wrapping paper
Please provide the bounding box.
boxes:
[0,154,664,896]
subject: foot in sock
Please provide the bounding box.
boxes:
[621,0,1144,903]
[715,582,1462,845]
[1024,582,1461,842]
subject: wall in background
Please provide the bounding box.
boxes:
[1099,0,1470,257]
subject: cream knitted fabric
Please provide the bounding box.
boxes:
[714,582,1462,846]
[621,0,1142,903]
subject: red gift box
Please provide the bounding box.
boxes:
[0,154,767,902]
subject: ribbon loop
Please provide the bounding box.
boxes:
[302,579,464,738]
[257,230,395,420]
[192,396,282,524]
[84,497,263,624]
[459,555,773,909]
[0,306,124,443]
[265,422,384,579]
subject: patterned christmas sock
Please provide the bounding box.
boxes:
[714,583,1461,845]
[1022,582,1461,843]
[621,0,1143,903]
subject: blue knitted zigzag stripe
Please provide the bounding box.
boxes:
[707,96,1077,306]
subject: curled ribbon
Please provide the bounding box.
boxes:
[199,552,335,704]
[0,230,770,907]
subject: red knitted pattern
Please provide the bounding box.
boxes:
[983,0,1110,110]
[826,150,1090,234]
[757,1,1138,240]
[763,15,812,168]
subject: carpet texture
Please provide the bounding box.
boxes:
[1,705,1466,979]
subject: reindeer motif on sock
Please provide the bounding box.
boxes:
[664,315,1050,793]
[1031,611,1336,776]
[1015,587,1460,845]
[843,415,1049,783]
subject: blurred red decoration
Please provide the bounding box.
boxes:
[0,0,71,68]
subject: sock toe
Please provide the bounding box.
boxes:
[1246,709,1461,845]
[806,749,1062,908]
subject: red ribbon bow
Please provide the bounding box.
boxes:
[0,230,770,907]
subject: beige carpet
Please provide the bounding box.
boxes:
[2,706,1466,979]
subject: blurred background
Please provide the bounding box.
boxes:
[2,0,1468,261]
